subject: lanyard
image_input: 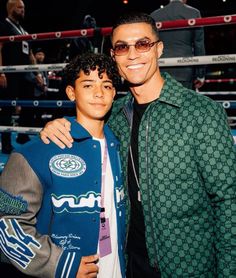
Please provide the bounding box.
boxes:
[6,17,27,35]
[129,145,142,202]
[100,140,108,221]
[129,146,140,189]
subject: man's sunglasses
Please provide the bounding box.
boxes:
[112,39,160,56]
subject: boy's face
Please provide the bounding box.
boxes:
[66,69,116,124]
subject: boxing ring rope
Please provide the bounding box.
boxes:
[0,98,236,132]
[0,126,41,134]
[0,14,235,43]
[0,14,235,136]
[1,99,236,108]
[155,14,236,30]
[198,92,236,95]
[1,99,236,111]
[205,78,236,83]
[0,54,235,73]
[0,14,235,73]
[47,76,236,84]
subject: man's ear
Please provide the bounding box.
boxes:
[157,41,164,59]
[112,87,116,100]
[110,49,115,60]
[66,85,75,101]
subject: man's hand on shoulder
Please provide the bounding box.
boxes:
[40,118,73,149]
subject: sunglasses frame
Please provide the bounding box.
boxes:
[112,39,160,56]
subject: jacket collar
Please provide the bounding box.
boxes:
[111,72,190,118]
[123,72,188,108]
[158,72,189,108]
[66,116,119,143]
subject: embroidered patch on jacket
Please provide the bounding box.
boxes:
[51,233,81,250]
[49,154,86,178]
[0,189,28,215]
[51,191,101,213]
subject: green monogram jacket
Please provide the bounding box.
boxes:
[108,73,236,277]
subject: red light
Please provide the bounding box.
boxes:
[123,0,128,4]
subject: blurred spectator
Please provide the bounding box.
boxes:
[32,47,49,127]
[16,47,50,142]
[69,14,99,60]
[0,0,44,152]
[33,47,49,99]
[150,0,206,90]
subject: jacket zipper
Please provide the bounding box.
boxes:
[145,105,160,271]
[123,99,160,269]
[123,106,132,250]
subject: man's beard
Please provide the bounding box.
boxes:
[12,11,24,23]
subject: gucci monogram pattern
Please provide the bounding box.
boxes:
[108,73,236,277]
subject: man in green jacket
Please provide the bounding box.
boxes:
[40,12,236,277]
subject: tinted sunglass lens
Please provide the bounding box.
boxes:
[136,41,150,52]
[115,44,129,55]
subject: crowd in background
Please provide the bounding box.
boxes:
[0,0,235,151]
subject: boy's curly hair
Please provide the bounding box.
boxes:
[62,52,121,88]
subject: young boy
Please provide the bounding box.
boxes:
[0,52,126,278]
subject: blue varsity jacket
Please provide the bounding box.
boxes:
[0,117,126,278]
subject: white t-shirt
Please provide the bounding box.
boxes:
[95,138,121,278]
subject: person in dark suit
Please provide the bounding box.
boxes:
[0,0,44,152]
[18,47,49,130]
[69,14,97,60]
[150,0,206,90]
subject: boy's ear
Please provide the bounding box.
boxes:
[66,85,75,101]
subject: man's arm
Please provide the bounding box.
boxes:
[40,118,73,148]
[29,49,36,65]
[0,42,7,88]
[193,10,206,89]
[193,26,206,89]
[195,102,236,275]
[39,94,123,148]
